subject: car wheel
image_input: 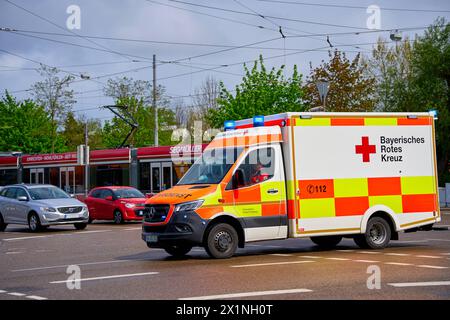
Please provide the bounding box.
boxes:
[354,217,391,249]
[0,212,7,232]
[164,244,192,257]
[205,223,238,259]
[113,210,124,224]
[310,235,342,248]
[28,213,42,232]
[74,223,88,230]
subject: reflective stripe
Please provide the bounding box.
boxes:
[364,118,397,126]
[369,195,403,214]
[335,197,369,216]
[299,198,335,218]
[234,204,262,217]
[368,177,401,196]
[402,194,437,213]
[334,178,368,197]
[295,118,331,126]
[401,176,436,195]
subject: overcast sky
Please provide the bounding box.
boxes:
[1,0,449,122]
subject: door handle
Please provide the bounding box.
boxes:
[267,189,279,194]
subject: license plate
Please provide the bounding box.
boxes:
[64,213,80,219]
[146,234,158,243]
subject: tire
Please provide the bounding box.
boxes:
[28,213,42,232]
[205,223,239,259]
[0,213,7,232]
[88,218,93,224]
[113,210,124,224]
[163,244,192,257]
[310,235,342,248]
[74,223,88,230]
[354,216,391,249]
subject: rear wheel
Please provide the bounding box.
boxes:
[28,213,42,232]
[0,213,7,231]
[74,223,87,230]
[113,210,124,224]
[310,235,342,248]
[163,244,192,257]
[354,217,391,249]
[205,223,238,259]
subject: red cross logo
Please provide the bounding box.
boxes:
[355,136,376,162]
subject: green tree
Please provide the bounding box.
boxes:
[207,55,306,128]
[61,112,104,150]
[305,50,376,112]
[0,92,66,154]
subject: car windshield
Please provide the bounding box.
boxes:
[177,147,243,185]
[113,188,144,199]
[28,187,70,200]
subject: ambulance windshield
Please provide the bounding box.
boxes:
[177,147,244,185]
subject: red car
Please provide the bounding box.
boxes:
[84,187,147,223]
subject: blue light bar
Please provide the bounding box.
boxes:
[429,109,438,120]
[253,115,264,127]
[224,120,236,131]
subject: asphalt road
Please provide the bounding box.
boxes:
[1,211,449,300]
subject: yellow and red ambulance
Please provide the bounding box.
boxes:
[142,112,440,258]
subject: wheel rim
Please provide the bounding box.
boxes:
[30,215,37,230]
[114,212,121,223]
[214,230,233,252]
[369,222,387,245]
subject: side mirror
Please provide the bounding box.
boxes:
[70,194,76,198]
[105,195,113,201]
[17,196,28,202]
[232,169,245,189]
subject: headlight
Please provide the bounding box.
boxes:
[40,207,57,213]
[124,203,136,209]
[174,200,204,212]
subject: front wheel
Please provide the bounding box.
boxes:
[113,210,124,224]
[28,213,42,232]
[310,235,342,248]
[354,217,391,249]
[0,213,7,231]
[74,223,88,230]
[164,244,192,257]
[205,223,238,259]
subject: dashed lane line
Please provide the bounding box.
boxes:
[12,259,140,272]
[8,292,26,297]
[384,253,411,256]
[384,262,413,266]
[26,295,48,300]
[0,289,47,300]
[231,260,314,268]
[178,288,313,300]
[417,265,448,270]
[50,271,159,284]
[388,281,450,288]
[416,255,444,259]
[354,259,379,263]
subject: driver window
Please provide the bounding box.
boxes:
[16,188,28,199]
[235,147,275,188]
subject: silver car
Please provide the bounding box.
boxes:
[0,184,89,232]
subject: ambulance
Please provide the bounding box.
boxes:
[142,112,440,259]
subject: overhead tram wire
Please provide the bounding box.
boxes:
[255,0,450,13]
[3,0,138,62]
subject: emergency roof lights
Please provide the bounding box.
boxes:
[224,120,236,131]
[253,115,264,127]
[429,109,438,120]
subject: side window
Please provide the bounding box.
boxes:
[90,189,101,198]
[16,188,28,199]
[5,187,17,199]
[100,189,113,199]
[234,147,275,188]
[0,188,8,197]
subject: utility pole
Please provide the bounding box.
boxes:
[153,54,158,147]
[84,122,89,196]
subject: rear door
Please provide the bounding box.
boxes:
[97,189,115,220]
[14,187,30,224]
[230,144,286,241]
[0,187,15,223]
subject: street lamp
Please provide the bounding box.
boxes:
[316,81,329,111]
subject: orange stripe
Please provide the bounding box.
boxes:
[287,199,296,219]
[298,179,334,199]
[397,118,431,126]
[335,197,368,216]
[368,177,401,196]
[331,118,365,126]
[196,206,224,219]
[262,203,282,216]
[402,194,437,213]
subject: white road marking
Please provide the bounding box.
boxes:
[76,230,111,234]
[2,229,112,242]
[395,240,429,244]
[231,261,314,268]
[384,262,413,266]
[6,251,23,255]
[357,251,381,254]
[417,265,448,269]
[336,249,355,252]
[179,288,313,300]
[270,253,293,257]
[384,253,411,256]
[416,255,443,259]
[26,295,48,300]
[50,272,159,284]
[123,227,142,231]
[325,257,350,261]
[3,235,51,241]
[427,238,450,242]
[12,259,138,272]
[8,292,26,297]
[0,290,6,293]
[389,281,450,287]
[440,253,450,255]
[299,255,322,259]
[354,259,379,263]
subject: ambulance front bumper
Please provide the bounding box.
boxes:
[141,210,207,248]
